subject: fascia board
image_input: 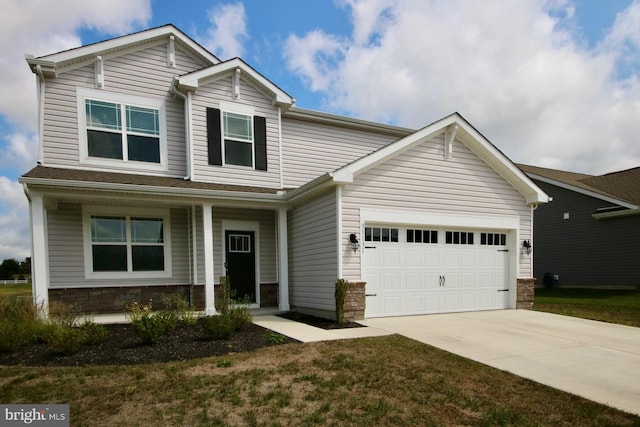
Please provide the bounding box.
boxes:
[592,208,640,220]
[30,26,217,73]
[526,173,635,209]
[20,177,286,204]
[283,173,335,204]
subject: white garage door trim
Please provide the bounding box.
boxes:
[360,209,520,318]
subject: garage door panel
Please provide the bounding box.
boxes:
[364,225,510,318]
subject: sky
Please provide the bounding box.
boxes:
[1,0,639,261]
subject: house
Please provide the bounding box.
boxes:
[519,164,640,289]
[21,25,548,320]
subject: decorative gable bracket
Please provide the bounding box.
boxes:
[444,124,458,159]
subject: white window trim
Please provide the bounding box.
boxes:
[77,88,168,172]
[219,101,255,169]
[82,205,172,280]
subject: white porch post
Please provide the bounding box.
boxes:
[29,192,49,315]
[278,207,290,311]
[202,203,216,315]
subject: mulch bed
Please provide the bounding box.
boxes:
[277,312,364,329]
[0,320,298,367]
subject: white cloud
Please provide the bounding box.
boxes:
[0,176,30,261]
[202,2,248,60]
[0,131,38,173]
[284,0,640,174]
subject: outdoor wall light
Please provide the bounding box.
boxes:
[522,240,532,255]
[349,233,360,252]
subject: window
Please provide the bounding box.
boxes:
[78,88,166,171]
[364,227,399,242]
[223,111,253,167]
[83,206,171,279]
[407,229,438,244]
[481,233,507,246]
[445,231,474,245]
[228,234,251,253]
[86,100,160,163]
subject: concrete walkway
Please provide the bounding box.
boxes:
[253,315,392,342]
[359,310,640,416]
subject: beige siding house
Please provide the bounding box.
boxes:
[21,25,548,319]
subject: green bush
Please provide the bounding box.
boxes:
[79,320,108,345]
[201,314,234,340]
[47,325,84,355]
[161,292,198,325]
[335,279,349,324]
[230,304,252,331]
[0,296,50,353]
[131,315,170,344]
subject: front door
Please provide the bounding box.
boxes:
[225,230,256,302]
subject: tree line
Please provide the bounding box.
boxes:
[0,257,31,280]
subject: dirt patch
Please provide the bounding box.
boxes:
[277,312,364,329]
[0,319,298,367]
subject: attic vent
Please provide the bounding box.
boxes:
[95,56,104,88]
[444,125,458,159]
[167,35,176,67]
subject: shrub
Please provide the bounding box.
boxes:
[49,301,82,328]
[47,325,84,355]
[0,296,50,353]
[79,320,108,345]
[216,276,234,315]
[131,315,169,345]
[229,304,252,331]
[201,314,234,340]
[161,292,198,325]
[335,279,349,324]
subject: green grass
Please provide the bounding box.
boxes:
[535,288,640,327]
[1,335,638,426]
[0,283,32,298]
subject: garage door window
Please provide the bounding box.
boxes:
[364,227,399,242]
[481,232,506,246]
[407,229,438,243]
[445,231,474,245]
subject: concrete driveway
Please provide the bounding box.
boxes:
[359,310,640,416]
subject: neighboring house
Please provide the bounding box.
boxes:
[519,164,640,289]
[21,25,548,320]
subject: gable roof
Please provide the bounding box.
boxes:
[173,58,295,109]
[26,24,219,77]
[519,164,640,209]
[328,113,548,205]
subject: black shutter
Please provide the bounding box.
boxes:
[254,115,267,171]
[207,107,222,166]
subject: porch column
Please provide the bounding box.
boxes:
[278,207,290,311]
[202,203,216,315]
[29,191,49,315]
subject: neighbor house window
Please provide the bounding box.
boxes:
[83,206,171,279]
[85,99,160,163]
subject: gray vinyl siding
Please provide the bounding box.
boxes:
[41,41,206,176]
[47,203,190,288]
[531,180,640,288]
[194,207,277,285]
[288,189,338,312]
[341,135,532,280]
[190,76,281,188]
[281,118,399,188]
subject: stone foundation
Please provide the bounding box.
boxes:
[49,283,279,314]
[516,278,535,310]
[342,281,366,321]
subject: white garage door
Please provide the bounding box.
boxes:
[363,225,510,318]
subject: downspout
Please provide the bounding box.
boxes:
[170,80,193,180]
[278,106,284,189]
[530,203,538,276]
[35,65,45,165]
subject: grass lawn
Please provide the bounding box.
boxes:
[0,283,31,298]
[2,335,639,426]
[535,288,640,328]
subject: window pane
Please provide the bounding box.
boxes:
[87,130,123,159]
[131,218,163,243]
[86,100,121,130]
[415,230,422,243]
[500,234,506,245]
[407,229,414,243]
[372,228,381,241]
[431,231,438,243]
[126,106,159,135]
[223,112,252,141]
[132,246,164,271]
[381,228,390,242]
[91,216,126,243]
[92,245,127,271]
[128,135,160,163]
[446,231,452,244]
[468,233,474,245]
[225,140,253,166]
[390,228,398,242]
[365,227,372,242]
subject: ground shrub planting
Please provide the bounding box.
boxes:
[201,314,235,340]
